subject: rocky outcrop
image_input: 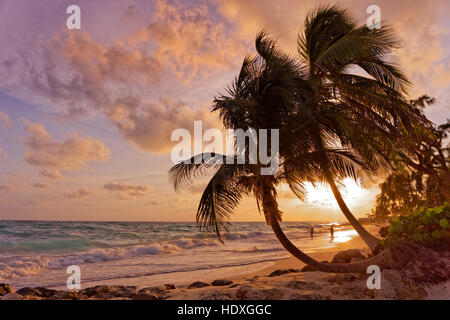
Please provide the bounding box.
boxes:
[0,283,14,296]
[211,279,233,286]
[134,287,168,300]
[331,249,365,263]
[16,287,59,298]
[80,285,138,299]
[267,269,300,277]
[188,281,210,289]
[164,283,176,290]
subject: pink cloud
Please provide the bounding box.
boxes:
[23,121,110,178]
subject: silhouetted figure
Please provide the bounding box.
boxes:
[310,227,314,238]
[330,225,334,238]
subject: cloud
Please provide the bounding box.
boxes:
[106,98,219,153]
[104,181,152,200]
[0,1,237,154]
[0,147,6,159]
[0,111,12,129]
[40,169,63,179]
[129,0,245,81]
[63,188,92,200]
[0,185,14,192]
[32,183,49,189]
[23,121,110,178]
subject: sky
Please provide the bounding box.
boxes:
[0,0,449,222]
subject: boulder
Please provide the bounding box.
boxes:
[0,283,14,296]
[16,287,59,298]
[164,283,176,290]
[80,285,137,299]
[188,281,210,289]
[332,249,365,263]
[135,286,168,299]
[211,279,233,286]
[300,265,317,272]
[267,269,300,277]
[301,261,329,272]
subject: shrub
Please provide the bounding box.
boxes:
[382,202,450,249]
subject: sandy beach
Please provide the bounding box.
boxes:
[2,224,448,300]
[165,225,449,300]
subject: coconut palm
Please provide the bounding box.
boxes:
[286,5,436,253]
[170,6,434,271]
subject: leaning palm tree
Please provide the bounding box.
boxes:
[170,6,438,272]
[169,32,383,273]
[287,5,436,253]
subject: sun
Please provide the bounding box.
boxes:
[303,178,366,208]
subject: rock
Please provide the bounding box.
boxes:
[350,257,365,263]
[0,283,14,296]
[332,249,365,263]
[133,289,161,300]
[164,283,176,290]
[135,286,168,300]
[326,274,358,284]
[301,261,329,272]
[301,265,317,272]
[1,293,23,300]
[289,291,329,300]
[200,290,234,300]
[374,269,428,300]
[235,285,285,300]
[229,283,240,288]
[211,279,233,286]
[49,291,87,300]
[16,287,59,298]
[267,269,300,277]
[80,285,137,299]
[286,280,323,290]
[188,281,210,289]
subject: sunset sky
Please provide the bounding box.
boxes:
[0,0,449,222]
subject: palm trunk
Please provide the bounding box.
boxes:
[323,170,382,254]
[262,181,394,273]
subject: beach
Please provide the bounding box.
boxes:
[1,222,448,300]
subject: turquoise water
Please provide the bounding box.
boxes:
[0,220,338,288]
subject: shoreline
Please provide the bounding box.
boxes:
[1,224,448,300]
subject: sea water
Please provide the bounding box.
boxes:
[0,221,351,289]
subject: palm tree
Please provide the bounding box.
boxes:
[286,5,434,253]
[170,6,433,271]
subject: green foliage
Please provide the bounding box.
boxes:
[383,202,450,249]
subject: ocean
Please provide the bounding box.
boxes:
[0,220,355,289]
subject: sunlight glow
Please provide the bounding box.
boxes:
[304,178,366,208]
